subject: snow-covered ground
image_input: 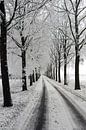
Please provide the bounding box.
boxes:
[43,76,86,130]
[1,75,86,130]
[13,77,43,130]
[44,79,75,130]
[44,76,86,119]
[0,79,22,98]
[0,77,43,130]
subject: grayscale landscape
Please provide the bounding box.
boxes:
[0,0,86,129]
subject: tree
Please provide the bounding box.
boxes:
[50,44,58,81]
[63,0,86,89]
[0,0,17,107]
[59,20,74,85]
[45,63,53,78]
[9,26,33,91]
[8,0,51,89]
[32,70,35,82]
[52,31,63,83]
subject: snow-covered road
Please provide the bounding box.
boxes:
[44,78,86,130]
[15,76,86,130]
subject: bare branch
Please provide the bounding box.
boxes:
[64,0,76,42]
[79,27,86,38]
[8,34,22,49]
[6,0,18,27]
[69,0,75,12]
[78,6,86,16]
[9,51,22,58]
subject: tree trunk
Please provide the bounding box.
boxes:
[32,70,35,82]
[55,61,57,81]
[0,1,12,107]
[75,48,80,90]
[30,74,33,86]
[21,35,27,91]
[74,7,80,90]
[22,50,27,91]
[36,73,38,81]
[53,67,55,80]
[64,60,67,85]
[64,45,67,85]
[58,53,61,83]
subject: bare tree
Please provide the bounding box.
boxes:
[62,0,86,89]
[45,63,53,78]
[8,0,48,90]
[50,44,58,81]
[50,30,63,83]
[59,21,74,85]
[0,0,17,107]
[9,23,33,91]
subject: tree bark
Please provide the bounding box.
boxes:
[50,64,52,79]
[64,43,67,85]
[32,70,35,82]
[74,6,80,90]
[36,73,38,81]
[21,37,27,91]
[58,53,61,83]
[64,59,67,85]
[55,60,57,81]
[30,74,33,86]
[75,48,80,90]
[53,67,55,80]
[0,1,12,107]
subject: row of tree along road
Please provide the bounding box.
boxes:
[0,0,86,108]
[45,0,86,91]
[0,0,51,107]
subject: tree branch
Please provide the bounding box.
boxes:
[6,0,17,27]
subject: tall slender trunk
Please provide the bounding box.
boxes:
[64,59,67,85]
[75,6,80,90]
[32,70,35,82]
[58,53,61,83]
[22,50,27,90]
[21,36,27,91]
[64,44,67,85]
[0,1,12,107]
[30,74,33,86]
[36,73,38,81]
[53,67,55,80]
[55,60,57,81]
[75,48,80,89]
[51,64,52,79]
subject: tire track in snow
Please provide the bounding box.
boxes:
[25,79,48,130]
[35,79,48,130]
[46,78,86,129]
[54,86,86,129]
